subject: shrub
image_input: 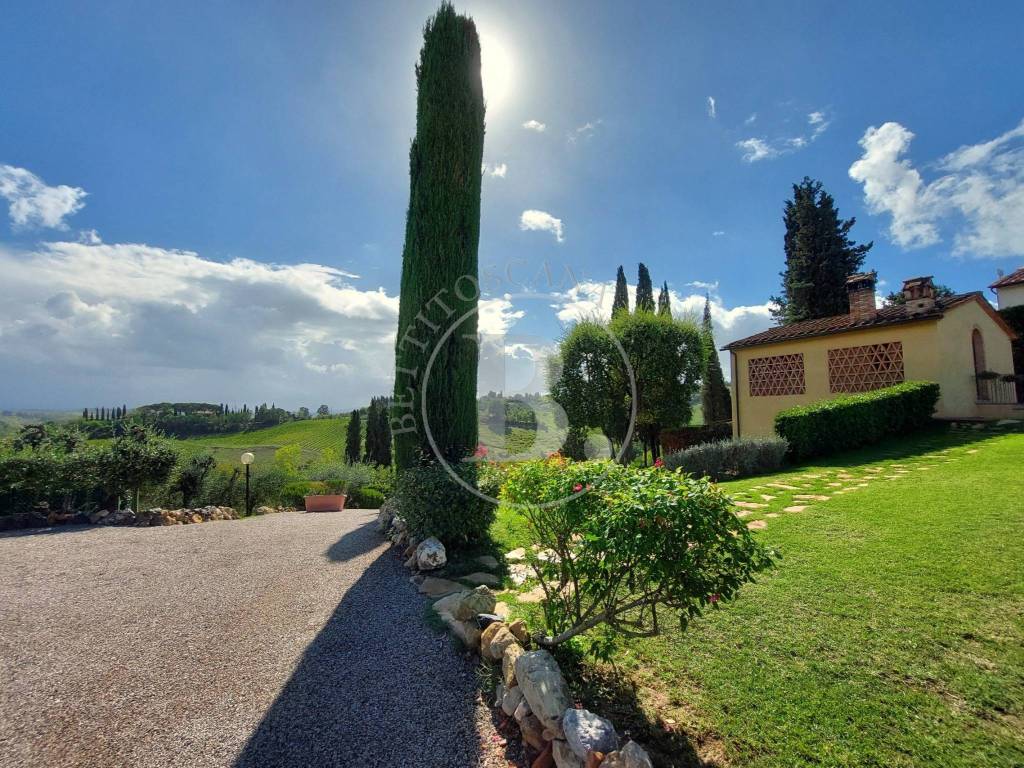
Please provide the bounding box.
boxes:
[659,423,732,454]
[306,460,374,494]
[663,437,788,481]
[351,487,386,508]
[775,381,940,461]
[500,456,775,653]
[394,462,494,550]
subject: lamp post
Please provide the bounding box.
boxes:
[241,452,255,516]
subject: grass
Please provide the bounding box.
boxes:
[169,417,351,464]
[491,424,1024,767]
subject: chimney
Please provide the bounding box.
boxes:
[902,276,936,316]
[846,272,877,321]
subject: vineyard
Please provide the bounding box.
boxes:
[171,416,351,464]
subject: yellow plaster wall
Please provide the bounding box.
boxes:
[996,283,1024,310]
[729,299,1017,438]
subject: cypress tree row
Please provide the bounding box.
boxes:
[611,265,629,316]
[700,296,732,424]
[635,263,655,313]
[657,281,672,317]
[393,2,485,471]
[345,410,362,465]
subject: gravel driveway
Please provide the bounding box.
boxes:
[0,511,511,767]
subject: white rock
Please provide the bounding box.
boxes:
[563,708,618,759]
[602,741,654,768]
[513,650,572,735]
[494,682,506,708]
[452,585,496,621]
[513,697,531,723]
[552,739,585,768]
[414,536,447,571]
[505,547,527,562]
[501,685,524,716]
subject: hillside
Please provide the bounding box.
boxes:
[173,417,351,464]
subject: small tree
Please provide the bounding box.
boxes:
[317,404,330,418]
[635,263,655,313]
[173,453,215,507]
[611,265,629,316]
[110,424,177,511]
[657,281,672,317]
[700,296,732,424]
[345,410,362,464]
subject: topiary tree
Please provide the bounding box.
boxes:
[700,296,732,424]
[393,2,485,471]
[611,265,629,316]
[635,263,655,313]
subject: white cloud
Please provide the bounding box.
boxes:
[0,165,87,229]
[737,138,779,163]
[519,209,564,243]
[522,119,546,132]
[568,119,602,142]
[550,280,775,377]
[686,280,720,293]
[745,113,757,125]
[0,239,524,409]
[707,96,717,119]
[848,118,1024,257]
[712,231,725,237]
[78,228,102,245]
[482,162,507,178]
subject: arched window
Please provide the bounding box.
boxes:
[972,329,987,400]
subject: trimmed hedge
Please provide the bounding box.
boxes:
[660,422,732,454]
[774,381,940,460]
[663,437,788,481]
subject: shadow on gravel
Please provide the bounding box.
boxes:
[0,523,94,540]
[234,521,483,768]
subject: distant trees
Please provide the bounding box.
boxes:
[771,177,872,325]
[363,396,392,466]
[393,2,485,471]
[612,266,629,316]
[657,281,672,317]
[700,296,732,424]
[635,263,655,313]
[345,410,362,464]
[317,404,331,418]
[884,284,954,306]
[297,406,311,420]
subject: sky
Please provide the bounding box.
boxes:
[2,0,1023,411]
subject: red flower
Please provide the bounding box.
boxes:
[708,594,720,604]
[573,483,583,492]
[654,457,665,468]
[473,444,489,457]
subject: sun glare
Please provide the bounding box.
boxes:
[479,33,514,114]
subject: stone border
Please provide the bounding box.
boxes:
[378,499,654,768]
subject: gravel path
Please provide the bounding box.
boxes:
[0,511,516,767]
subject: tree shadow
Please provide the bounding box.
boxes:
[0,523,94,539]
[234,522,484,768]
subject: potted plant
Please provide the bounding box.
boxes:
[303,480,348,513]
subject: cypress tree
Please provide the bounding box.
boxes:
[364,399,380,463]
[345,410,362,465]
[611,265,629,316]
[700,296,732,424]
[393,2,485,470]
[770,177,872,324]
[657,281,672,317]
[635,263,655,313]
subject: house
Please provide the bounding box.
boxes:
[990,267,1024,310]
[723,273,1021,438]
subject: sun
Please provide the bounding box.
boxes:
[479,33,514,114]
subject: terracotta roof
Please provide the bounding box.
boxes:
[723,293,979,351]
[990,267,1024,289]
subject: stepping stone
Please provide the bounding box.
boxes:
[419,577,465,598]
[505,548,527,562]
[827,482,844,487]
[461,571,502,587]
[766,513,780,518]
[747,520,767,530]
[734,501,768,509]
[767,483,800,491]
[865,468,883,473]
[734,510,750,518]
[794,494,830,501]
[884,475,900,479]
[966,449,979,454]
[476,555,499,570]
[783,505,807,513]
[494,601,511,619]
[509,563,531,586]
[518,585,547,603]
[760,494,776,501]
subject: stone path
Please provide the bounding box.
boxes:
[0,511,514,768]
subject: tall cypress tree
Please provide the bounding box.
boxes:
[345,410,362,465]
[657,281,672,317]
[635,263,655,313]
[611,265,629,316]
[364,399,379,463]
[393,2,485,470]
[700,296,732,424]
[770,177,872,324]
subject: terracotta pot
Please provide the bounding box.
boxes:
[304,494,347,512]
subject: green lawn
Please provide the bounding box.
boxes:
[492,426,1024,767]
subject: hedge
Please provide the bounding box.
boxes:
[774,381,940,461]
[662,437,788,481]
[660,422,732,454]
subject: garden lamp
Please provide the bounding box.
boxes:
[241,452,255,515]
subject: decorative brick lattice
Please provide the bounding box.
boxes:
[828,341,904,393]
[748,353,805,396]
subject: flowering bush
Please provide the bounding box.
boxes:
[501,457,775,651]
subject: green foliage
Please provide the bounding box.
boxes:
[393,1,485,470]
[110,425,178,510]
[273,444,303,474]
[659,422,733,453]
[612,265,629,316]
[884,283,955,306]
[775,381,940,460]
[771,177,873,324]
[351,486,386,508]
[657,281,672,317]
[171,453,215,507]
[663,437,788,481]
[998,305,1024,336]
[394,461,494,549]
[500,457,775,648]
[345,410,361,464]
[307,459,375,495]
[700,296,732,424]
[548,320,620,443]
[364,396,393,466]
[635,262,655,313]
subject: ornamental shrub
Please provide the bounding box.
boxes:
[500,456,775,652]
[394,461,494,550]
[774,381,940,461]
[663,437,788,481]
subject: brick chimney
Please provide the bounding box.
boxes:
[846,272,877,321]
[902,276,936,316]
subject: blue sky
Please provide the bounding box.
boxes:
[2,0,1022,409]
